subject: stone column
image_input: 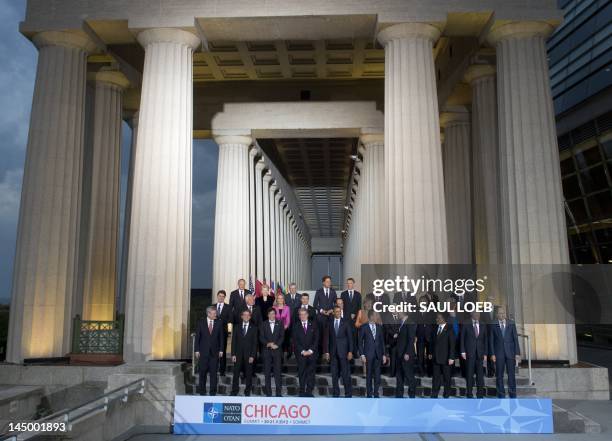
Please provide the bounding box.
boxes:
[7,31,95,363]
[360,132,385,264]
[123,28,199,362]
[378,23,448,264]
[262,173,273,281]
[254,160,266,281]
[440,108,473,264]
[212,135,251,299]
[119,111,139,316]
[274,191,282,287]
[269,182,278,285]
[248,148,258,281]
[489,22,576,363]
[81,71,130,321]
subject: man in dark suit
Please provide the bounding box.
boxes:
[285,283,301,313]
[293,308,318,397]
[416,293,436,376]
[229,278,250,321]
[314,275,336,355]
[385,311,402,377]
[430,313,455,398]
[489,306,521,398]
[325,305,354,397]
[461,311,488,398]
[214,290,232,376]
[241,294,262,327]
[340,278,361,323]
[195,306,224,395]
[231,309,258,396]
[359,310,387,398]
[395,312,417,398]
[293,293,316,323]
[260,308,285,397]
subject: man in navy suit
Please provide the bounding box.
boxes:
[314,275,336,355]
[229,278,250,318]
[489,306,521,398]
[214,290,232,376]
[325,305,354,397]
[340,277,362,323]
[260,308,285,397]
[460,311,488,398]
[359,310,387,398]
[430,313,455,398]
[285,283,301,313]
[231,309,258,396]
[395,311,417,398]
[293,308,319,397]
[195,306,224,395]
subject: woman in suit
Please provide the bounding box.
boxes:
[256,284,275,315]
[274,293,292,358]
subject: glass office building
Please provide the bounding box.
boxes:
[548,0,612,264]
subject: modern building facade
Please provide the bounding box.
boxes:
[7,0,578,366]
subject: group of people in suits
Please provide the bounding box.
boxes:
[195,276,522,399]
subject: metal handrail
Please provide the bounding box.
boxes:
[191,332,196,380]
[0,378,145,441]
[517,333,534,385]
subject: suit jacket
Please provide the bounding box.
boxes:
[460,320,488,358]
[430,324,455,364]
[214,302,232,331]
[231,321,258,359]
[489,320,520,359]
[229,289,250,315]
[314,287,337,314]
[340,289,362,319]
[396,319,417,359]
[285,293,302,311]
[259,320,285,349]
[393,291,413,305]
[359,323,386,360]
[328,317,353,356]
[292,320,319,356]
[195,318,224,356]
[293,304,316,323]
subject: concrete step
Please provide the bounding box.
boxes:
[553,404,601,433]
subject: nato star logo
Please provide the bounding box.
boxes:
[203,403,223,423]
[470,399,552,433]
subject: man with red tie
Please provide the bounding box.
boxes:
[195,306,224,395]
[293,308,319,397]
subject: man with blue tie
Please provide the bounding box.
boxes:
[325,305,354,397]
[314,275,336,355]
[359,310,387,398]
[489,306,521,398]
[460,311,488,398]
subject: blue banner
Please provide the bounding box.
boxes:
[174,396,553,435]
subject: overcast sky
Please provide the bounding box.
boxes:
[0,0,218,303]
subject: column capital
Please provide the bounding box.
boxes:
[214,135,252,146]
[440,106,470,128]
[33,30,96,52]
[89,70,131,89]
[487,21,555,45]
[248,147,259,159]
[137,28,201,50]
[270,181,278,192]
[255,159,267,171]
[359,133,384,146]
[377,22,441,46]
[464,64,496,85]
[263,171,273,183]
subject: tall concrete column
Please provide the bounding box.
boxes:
[269,182,278,285]
[440,108,473,264]
[119,111,139,315]
[254,160,266,281]
[81,71,130,321]
[262,173,273,281]
[212,135,251,299]
[274,192,282,287]
[378,23,448,264]
[489,22,576,363]
[360,132,385,264]
[7,31,95,362]
[465,65,502,268]
[248,148,258,281]
[123,28,199,362]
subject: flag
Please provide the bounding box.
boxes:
[270,280,275,296]
[249,275,256,297]
[255,279,263,298]
[277,282,285,296]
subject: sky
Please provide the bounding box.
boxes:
[0,0,218,303]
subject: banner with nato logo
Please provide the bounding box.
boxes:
[174,396,553,434]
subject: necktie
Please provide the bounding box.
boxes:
[242,323,247,335]
[240,290,244,300]
[437,325,442,335]
[208,320,213,334]
[371,324,376,339]
[217,304,221,316]
[249,306,252,313]
[303,322,307,333]
[349,290,353,301]
[501,321,506,335]
[474,321,479,337]
[334,319,339,335]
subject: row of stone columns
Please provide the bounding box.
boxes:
[212,142,311,300]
